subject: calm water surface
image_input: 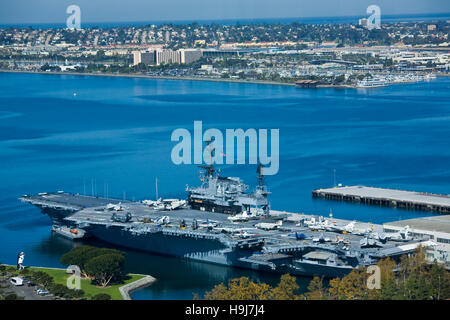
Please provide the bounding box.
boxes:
[0,72,449,299]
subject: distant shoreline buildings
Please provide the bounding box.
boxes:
[358,18,368,28]
[132,48,203,66]
[1,19,448,85]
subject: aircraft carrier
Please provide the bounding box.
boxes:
[20,164,435,278]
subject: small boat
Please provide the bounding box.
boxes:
[52,225,87,240]
[356,77,387,88]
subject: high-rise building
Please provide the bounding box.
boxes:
[155,48,181,65]
[141,51,156,65]
[133,48,202,66]
[180,49,203,64]
[132,51,142,65]
[132,51,156,66]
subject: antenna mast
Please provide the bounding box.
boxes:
[333,169,336,187]
[257,164,265,189]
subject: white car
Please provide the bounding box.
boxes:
[36,288,50,296]
[10,277,24,286]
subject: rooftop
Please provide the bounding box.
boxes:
[384,215,450,234]
[314,186,450,207]
[303,251,334,260]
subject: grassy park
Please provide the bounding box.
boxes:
[30,267,146,300]
[1,245,149,300]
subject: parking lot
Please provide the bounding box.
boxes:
[0,275,56,300]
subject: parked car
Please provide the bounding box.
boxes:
[10,277,24,286]
[25,280,36,287]
[36,288,49,296]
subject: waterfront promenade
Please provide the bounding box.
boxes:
[119,275,156,300]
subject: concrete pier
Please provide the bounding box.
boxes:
[312,186,450,213]
[119,275,156,300]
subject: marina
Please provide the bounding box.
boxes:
[312,186,450,214]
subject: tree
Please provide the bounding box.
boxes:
[327,247,449,300]
[30,271,54,287]
[327,277,341,299]
[84,253,125,287]
[4,293,22,300]
[60,246,100,277]
[60,245,124,278]
[47,283,85,299]
[272,274,300,300]
[204,283,230,300]
[377,257,396,300]
[305,276,327,300]
[334,74,346,84]
[203,274,301,300]
[429,261,449,300]
[202,248,450,301]
[328,267,369,300]
[218,277,272,300]
[40,63,61,72]
[95,50,106,61]
[92,293,112,300]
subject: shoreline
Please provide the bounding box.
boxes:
[0,69,380,89]
[119,274,156,300]
[2,69,447,89]
[0,69,297,87]
[1,69,447,89]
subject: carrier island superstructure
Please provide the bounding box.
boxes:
[20,164,436,278]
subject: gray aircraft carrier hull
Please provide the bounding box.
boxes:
[87,224,233,264]
[291,261,354,278]
[20,192,431,279]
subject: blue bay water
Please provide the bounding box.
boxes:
[2,13,450,29]
[0,72,449,299]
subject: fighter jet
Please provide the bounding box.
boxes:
[106,203,123,211]
[287,232,310,240]
[386,226,411,242]
[155,216,170,225]
[216,227,254,234]
[367,231,389,244]
[351,224,374,236]
[327,221,356,234]
[227,211,256,222]
[312,233,332,243]
[360,237,383,248]
[255,220,282,231]
[164,199,187,210]
[199,219,218,229]
[307,218,331,231]
[152,199,187,211]
[143,198,162,207]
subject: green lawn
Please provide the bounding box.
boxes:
[29,267,145,300]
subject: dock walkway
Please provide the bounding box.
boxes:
[119,275,156,300]
[312,186,450,213]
